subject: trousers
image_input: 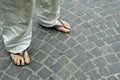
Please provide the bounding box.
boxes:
[0,0,60,53]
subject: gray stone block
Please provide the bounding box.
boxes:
[74,45,85,54]
[66,63,77,73]
[58,68,70,80]
[108,63,120,74]
[82,41,95,49]
[29,60,42,72]
[90,47,103,57]
[74,71,87,80]
[81,61,95,72]
[29,75,40,80]
[36,30,47,40]
[38,67,52,79]
[93,57,107,67]
[50,49,62,59]
[0,59,11,71]
[55,42,69,52]
[103,36,117,44]
[6,64,22,77]
[111,42,120,53]
[1,75,14,80]
[58,56,69,66]
[105,54,119,63]
[72,55,85,66]
[94,39,105,47]
[40,42,53,53]
[44,57,55,67]
[76,34,87,43]
[18,68,32,80]
[88,70,101,80]
[50,63,62,73]
[107,76,118,80]
[34,50,47,62]
[99,67,111,76]
[66,38,77,47]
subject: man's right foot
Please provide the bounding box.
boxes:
[10,51,30,65]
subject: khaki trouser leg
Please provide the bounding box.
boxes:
[36,0,61,27]
[0,0,36,53]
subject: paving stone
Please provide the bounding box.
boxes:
[30,38,42,48]
[93,57,107,67]
[88,34,98,41]
[0,49,9,58]
[96,31,106,38]
[0,72,3,78]
[56,33,69,41]
[81,22,92,29]
[58,68,70,80]
[115,27,120,33]
[105,29,117,36]
[74,44,85,54]
[36,30,47,40]
[40,42,53,53]
[66,38,77,47]
[38,67,52,79]
[58,56,69,66]
[111,42,120,53]
[55,42,69,52]
[50,49,62,59]
[81,52,94,61]
[76,34,87,43]
[70,77,77,80]
[100,45,114,54]
[72,55,85,66]
[90,47,103,57]
[81,61,95,72]
[1,75,14,80]
[18,68,32,80]
[105,54,119,63]
[74,71,87,80]
[99,67,111,76]
[94,39,105,47]
[107,76,118,80]
[44,57,55,67]
[108,63,120,74]
[34,50,47,62]
[28,60,42,72]
[118,74,120,80]
[73,17,83,24]
[82,41,95,49]
[88,70,101,80]
[90,27,100,33]
[50,63,62,73]
[6,64,22,77]
[103,36,117,44]
[114,34,120,42]
[29,75,40,80]
[48,37,60,46]
[65,49,77,59]
[28,47,39,57]
[0,59,11,71]
[66,63,77,73]
[98,24,107,31]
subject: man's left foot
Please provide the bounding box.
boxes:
[53,20,71,33]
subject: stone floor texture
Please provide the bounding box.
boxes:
[0,0,120,80]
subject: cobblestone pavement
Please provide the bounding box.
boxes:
[0,0,120,80]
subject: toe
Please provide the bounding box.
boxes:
[24,51,30,64]
[56,27,70,33]
[21,57,25,65]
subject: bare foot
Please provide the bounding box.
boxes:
[10,53,25,65]
[54,20,71,33]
